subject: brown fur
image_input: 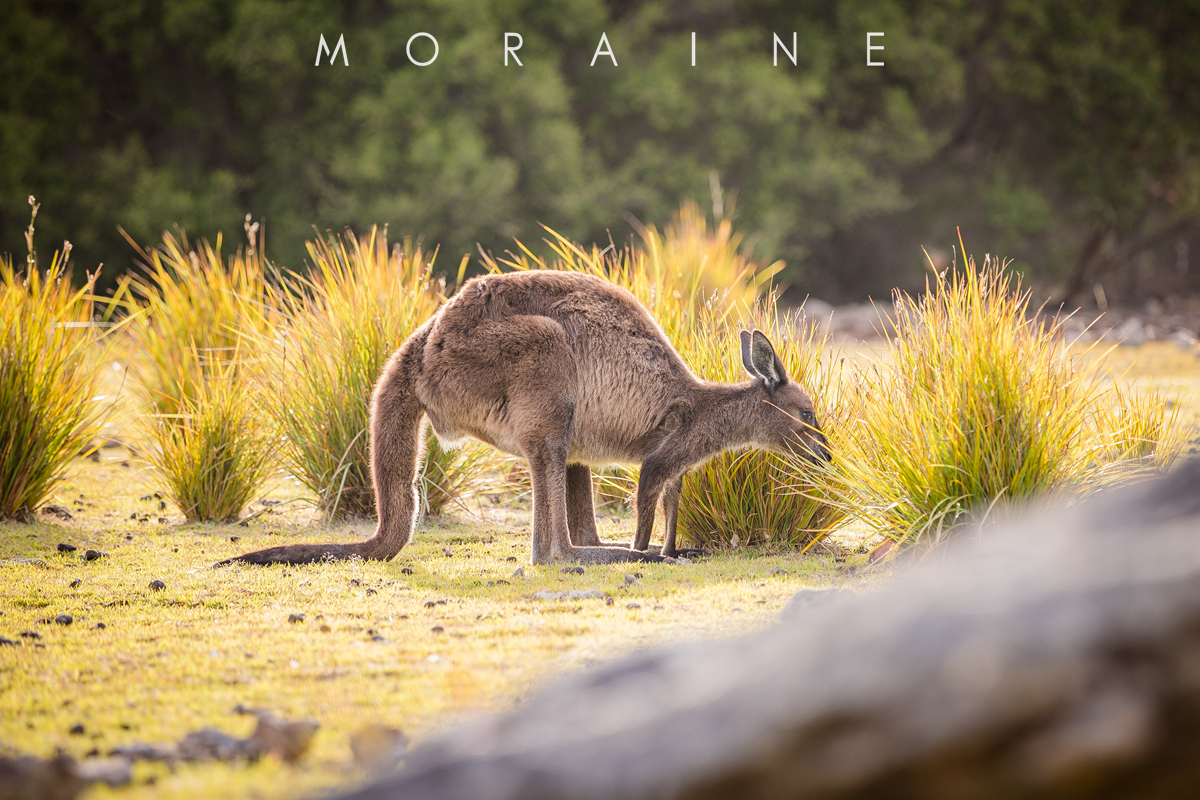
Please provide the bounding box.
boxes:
[221,271,829,567]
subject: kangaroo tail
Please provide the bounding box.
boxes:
[217,331,428,567]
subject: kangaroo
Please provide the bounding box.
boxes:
[221,270,829,567]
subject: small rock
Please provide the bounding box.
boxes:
[129,513,137,520]
[624,573,639,586]
[562,566,584,575]
[238,520,249,527]
[158,501,166,510]
[229,535,240,542]
[370,634,387,642]
[69,723,85,735]
[55,614,73,625]
[148,580,166,591]
[94,623,106,629]
[83,549,107,561]
[431,626,444,634]
[125,532,134,539]
[401,568,413,575]
[288,613,305,624]
[4,557,47,566]
[158,518,167,524]
[75,756,133,787]
[423,601,436,608]
[627,603,641,609]
[319,624,331,632]
[69,579,81,589]
[19,630,41,640]
[139,495,153,501]
[512,567,525,578]
[365,588,377,596]
[0,636,18,646]
[43,505,73,520]
[495,579,510,586]
[57,543,78,553]
[442,548,453,557]
[72,500,85,506]
[506,556,517,562]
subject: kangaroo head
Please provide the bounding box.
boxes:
[739,329,831,463]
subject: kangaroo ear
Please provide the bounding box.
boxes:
[740,330,757,378]
[750,330,788,390]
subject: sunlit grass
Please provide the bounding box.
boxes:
[0,198,114,519]
[818,247,1193,553]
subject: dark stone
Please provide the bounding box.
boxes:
[69,579,81,588]
[325,461,1200,800]
[0,636,18,646]
[82,550,107,561]
[94,623,106,630]
[42,505,73,521]
[69,724,85,735]
[19,631,41,640]
[401,568,414,575]
[288,613,305,624]
[148,580,166,591]
[54,614,72,625]
[57,543,78,553]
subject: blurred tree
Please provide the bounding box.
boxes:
[1,0,1197,302]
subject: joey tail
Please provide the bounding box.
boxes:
[215,341,427,567]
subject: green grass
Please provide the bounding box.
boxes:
[0,453,857,800]
[0,198,114,520]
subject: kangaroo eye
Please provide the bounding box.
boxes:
[801,411,815,423]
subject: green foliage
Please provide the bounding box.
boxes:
[822,248,1191,552]
[0,200,110,519]
[259,227,497,519]
[121,227,274,521]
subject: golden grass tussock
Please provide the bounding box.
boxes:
[257,226,501,520]
[817,245,1192,554]
[0,198,116,519]
[117,223,275,522]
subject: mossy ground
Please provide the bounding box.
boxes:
[2,342,1197,800]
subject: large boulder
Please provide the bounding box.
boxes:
[330,460,1200,800]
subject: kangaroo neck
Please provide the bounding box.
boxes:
[687,379,764,454]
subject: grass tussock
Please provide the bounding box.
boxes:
[260,227,497,519]
[821,248,1191,552]
[138,352,276,522]
[487,201,841,549]
[121,223,274,520]
[0,199,113,519]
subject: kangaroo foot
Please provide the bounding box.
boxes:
[660,547,708,560]
[546,545,667,565]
